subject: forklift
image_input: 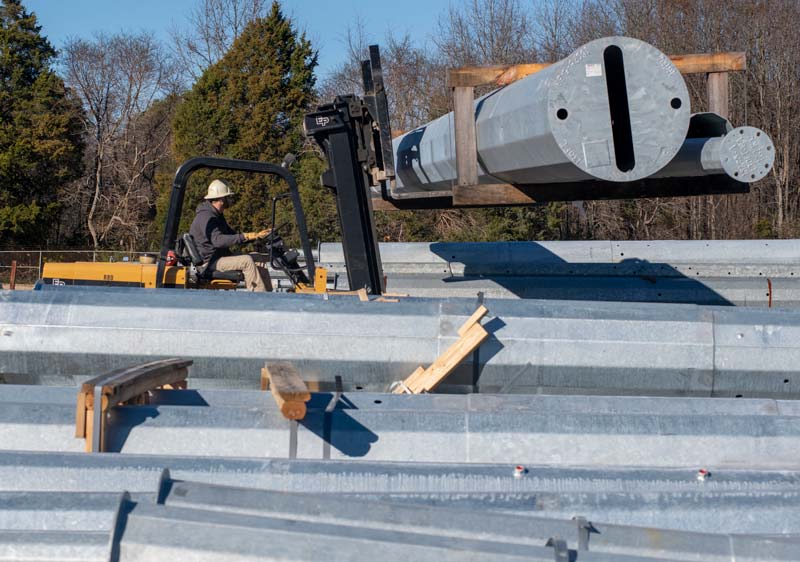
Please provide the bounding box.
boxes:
[42,156,327,292]
[41,46,395,296]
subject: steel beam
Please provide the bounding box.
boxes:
[372,275,800,307]
[318,239,800,277]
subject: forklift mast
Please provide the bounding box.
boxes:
[304,46,393,296]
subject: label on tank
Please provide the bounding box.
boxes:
[585,63,603,77]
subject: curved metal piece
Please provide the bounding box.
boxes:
[156,157,314,289]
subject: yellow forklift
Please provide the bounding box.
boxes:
[41,156,329,294]
[42,46,397,296]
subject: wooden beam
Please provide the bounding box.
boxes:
[670,52,746,74]
[76,358,191,452]
[707,72,730,120]
[453,184,537,206]
[448,63,551,88]
[448,52,746,88]
[104,367,189,407]
[453,85,479,187]
[457,305,489,337]
[395,323,489,394]
[263,362,310,421]
[392,305,490,394]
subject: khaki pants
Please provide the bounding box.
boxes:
[213,254,272,292]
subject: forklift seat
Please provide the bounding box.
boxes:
[180,233,244,283]
[208,269,245,282]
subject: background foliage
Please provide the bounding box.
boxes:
[1,0,799,251]
[0,0,83,246]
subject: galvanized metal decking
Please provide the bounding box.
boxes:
[3,288,800,395]
[316,240,800,306]
[1,450,799,560]
[2,238,799,560]
[3,386,800,468]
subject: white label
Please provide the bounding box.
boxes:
[585,63,602,77]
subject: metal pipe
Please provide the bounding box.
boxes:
[391,36,690,198]
[656,125,774,182]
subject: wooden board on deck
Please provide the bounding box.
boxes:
[393,306,490,394]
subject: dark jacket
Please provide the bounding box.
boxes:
[189,201,245,264]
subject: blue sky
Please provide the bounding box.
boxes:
[25,0,449,78]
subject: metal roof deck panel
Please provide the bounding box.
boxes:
[0,529,108,561]
[2,449,798,493]
[3,460,800,545]
[319,240,800,264]
[4,389,800,468]
[0,491,147,532]
[118,500,600,562]
[379,274,800,307]
[156,479,800,561]
[10,289,800,397]
[5,384,800,416]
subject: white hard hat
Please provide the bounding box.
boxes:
[204,179,234,199]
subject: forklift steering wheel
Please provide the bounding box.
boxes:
[267,220,291,241]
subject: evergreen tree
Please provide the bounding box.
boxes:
[167,1,320,240]
[0,0,83,246]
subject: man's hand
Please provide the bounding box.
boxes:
[242,228,272,242]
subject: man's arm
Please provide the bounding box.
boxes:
[207,218,245,248]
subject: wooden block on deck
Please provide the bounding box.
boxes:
[458,305,489,336]
[264,362,311,420]
[393,305,490,394]
[271,394,308,420]
[265,363,311,402]
[410,323,488,394]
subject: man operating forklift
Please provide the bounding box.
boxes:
[189,179,273,292]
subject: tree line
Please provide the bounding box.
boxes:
[0,0,798,252]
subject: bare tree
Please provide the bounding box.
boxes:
[434,0,535,66]
[62,33,179,250]
[532,0,576,61]
[171,0,269,83]
[320,23,442,133]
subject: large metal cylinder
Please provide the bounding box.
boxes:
[392,36,691,197]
